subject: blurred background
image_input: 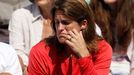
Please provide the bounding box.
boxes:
[0,0,31,43]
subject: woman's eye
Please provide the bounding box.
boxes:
[61,20,71,25]
[55,20,72,26]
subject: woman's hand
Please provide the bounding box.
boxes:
[65,29,90,58]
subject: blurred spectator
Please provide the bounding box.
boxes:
[8,0,54,73]
[0,42,22,75]
[90,0,134,75]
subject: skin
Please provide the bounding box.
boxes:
[104,0,117,4]
[35,0,54,6]
[35,0,55,18]
[35,0,54,38]
[0,73,12,75]
[109,73,112,75]
[131,69,134,75]
[104,0,117,9]
[55,10,90,58]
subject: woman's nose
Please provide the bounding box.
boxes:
[57,23,65,30]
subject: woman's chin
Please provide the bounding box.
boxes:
[58,38,66,44]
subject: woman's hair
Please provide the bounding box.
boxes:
[29,0,34,3]
[46,0,98,53]
[90,0,134,52]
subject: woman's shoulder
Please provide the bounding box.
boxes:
[97,39,112,52]
[30,40,52,55]
[31,40,47,50]
[97,39,110,46]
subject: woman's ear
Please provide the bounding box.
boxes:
[80,19,88,30]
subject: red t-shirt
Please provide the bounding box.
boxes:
[27,40,112,75]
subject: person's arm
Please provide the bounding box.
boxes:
[129,30,134,75]
[131,68,134,75]
[0,73,12,75]
[109,73,112,75]
[18,55,27,75]
[130,52,134,75]
[77,40,112,75]
[130,47,134,75]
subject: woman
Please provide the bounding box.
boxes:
[90,0,134,74]
[8,0,54,72]
[27,0,112,75]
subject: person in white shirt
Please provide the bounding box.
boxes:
[0,42,22,75]
[8,0,55,72]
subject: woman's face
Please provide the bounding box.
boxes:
[104,0,117,4]
[54,10,83,43]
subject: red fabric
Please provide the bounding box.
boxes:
[27,40,112,75]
